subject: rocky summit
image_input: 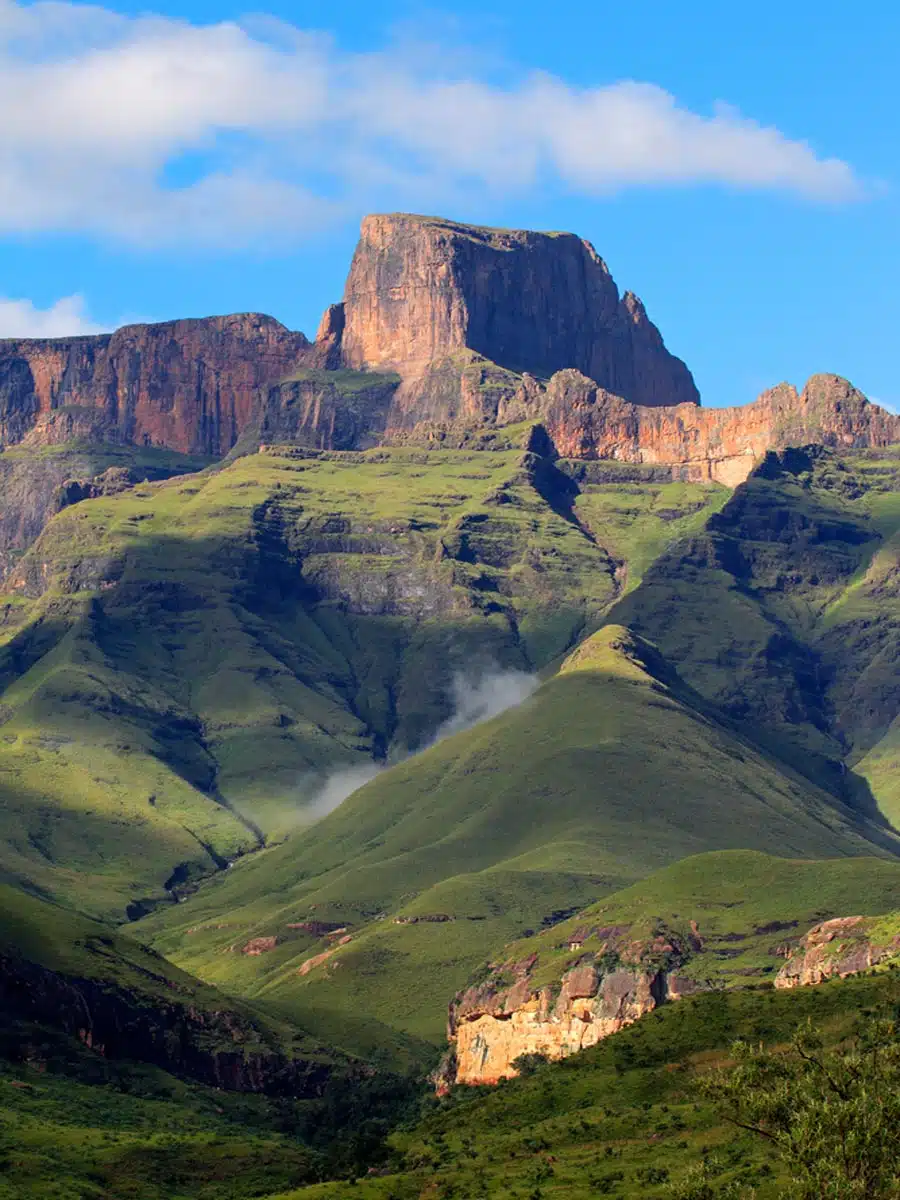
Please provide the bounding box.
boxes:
[2,213,898,485]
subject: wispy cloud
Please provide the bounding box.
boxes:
[0,1,864,249]
[0,293,105,337]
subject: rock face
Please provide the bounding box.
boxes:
[536,372,900,486]
[775,916,900,988]
[338,213,700,409]
[0,949,331,1096]
[0,314,310,456]
[1,216,897,490]
[444,924,705,1088]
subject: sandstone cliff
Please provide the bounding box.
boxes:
[1,216,897,491]
[337,213,700,412]
[775,915,900,988]
[443,924,705,1089]
[0,314,310,457]
[537,371,900,486]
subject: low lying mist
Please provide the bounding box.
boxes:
[300,666,538,822]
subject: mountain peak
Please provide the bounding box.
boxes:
[337,211,700,408]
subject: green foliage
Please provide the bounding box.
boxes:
[703,1016,900,1199]
[511,1053,550,1076]
[282,972,900,1199]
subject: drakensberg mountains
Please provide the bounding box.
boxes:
[3,214,900,1197]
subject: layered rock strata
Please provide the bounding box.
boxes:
[444,925,704,1088]
[1,216,897,488]
[537,371,900,486]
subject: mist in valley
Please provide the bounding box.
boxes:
[300,666,538,822]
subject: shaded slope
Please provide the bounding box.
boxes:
[0,882,336,1092]
[140,627,898,1053]
[0,441,725,919]
[608,444,900,816]
[0,885,424,1197]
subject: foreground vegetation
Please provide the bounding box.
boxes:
[282,973,900,1199]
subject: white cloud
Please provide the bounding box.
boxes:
[0,1,864,249]
[0,293,105,337]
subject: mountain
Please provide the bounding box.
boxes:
[0,314,310,456]
[608,443,900,809]
[138,626,899,1056]
[2,210,900,1193]
[338,212,700,405]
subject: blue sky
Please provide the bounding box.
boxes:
[1,0,897,408]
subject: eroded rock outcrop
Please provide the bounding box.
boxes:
[538,371,900,486]
[775,916,900,988]
[0,314,310,456]
[444,924,705,1088]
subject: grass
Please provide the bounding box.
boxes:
[138,627,899,1059]
[0,1061,322,1200]
[608,445,900,809]
[0,441,722,919]
[0,883,424,1197]
[485,848,900,995]
[275,971,900,1199]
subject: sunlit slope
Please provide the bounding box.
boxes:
[487,848,900,996]
[141,627,898,1052]
[0,439,725,919]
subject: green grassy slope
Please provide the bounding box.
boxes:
[0,885,420,1199]
[277,972,900,1200]
[0,440,725,919]
[481,849,900,995]
[140,627,898,1056]
[609,445,900,811]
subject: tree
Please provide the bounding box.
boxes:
[700,1014,900,1199]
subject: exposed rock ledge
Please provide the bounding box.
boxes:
[442,925,705,1089]
[774,916,900,988]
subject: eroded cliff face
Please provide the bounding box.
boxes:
[444,925,705,1088]
[537,371,900,486]
[338,213,700,413]
[775,916,900,988]
[1,216,896,491]
[0,314,310,456]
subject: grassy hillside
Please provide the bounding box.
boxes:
[139,627,898,1057]
[610,444,900,812]
[0,885,424,1198]
[277,971,900,1200]
[0,440,725,919]
[478,849,900,996]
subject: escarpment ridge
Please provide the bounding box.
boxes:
[1,213,896,486]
